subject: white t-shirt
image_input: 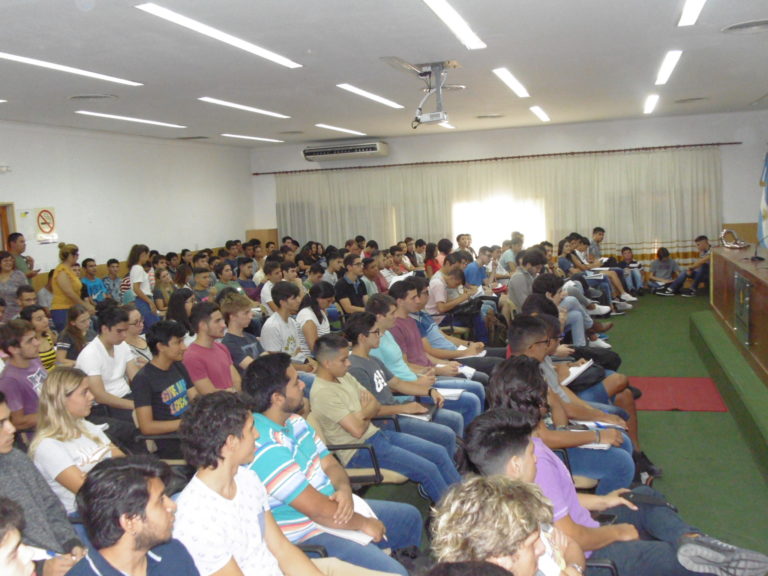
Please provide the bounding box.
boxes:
[426,275,449,324]
[260,314,307,363]
[295,307,330,358]
[260,281,275,317]
[130,264,152,297]
[174,468,282,576]
[33,421,111,514]
[76,338,133,399]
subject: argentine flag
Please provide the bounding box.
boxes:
[761,153,768,248]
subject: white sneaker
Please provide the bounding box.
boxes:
[620,292,638,302]
[588,338,612,349]
[614,301,633,311]
[588,304,611,316]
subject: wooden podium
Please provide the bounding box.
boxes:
[711,247,768,385]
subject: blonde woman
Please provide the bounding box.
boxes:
[51,243,94,332]
[29,367,124,515]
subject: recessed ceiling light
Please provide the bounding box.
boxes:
[655,50,682,85]
[476,113,503,119]
[644,94,660,114]
[198,96,289,119]
[529,106,550,122]
[75,110,185,128]
[678,0,707,27]
[421,0,486,50]
[0,51,142,86]
[221,133,284,143]
[336,84,404,109]
[135,3,302,69]
[0,100,6,103]
[439,121,455,129]
[315,123,366,136]
[492,68,529,98]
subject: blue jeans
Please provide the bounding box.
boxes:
[347,429,460,502]
[669,264,709,293]
[587,401,629,421]
[396,413,458,455]
[134,298,160,331]
[303,498,422,575]
[562,295,593,347]
[622,268,644,292]
[591,486,700,576]
[566,431,635,495]
[435,377,485,425]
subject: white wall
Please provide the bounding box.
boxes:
[251,109,768,229]
[0,121,254,271]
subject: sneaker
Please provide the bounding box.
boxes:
[677,535,768,576]
[634,451,664,477]
[588,338,612,349]
[680,289,696,297]
[656,287,676,296]
[610,310,626,317]
[588,304,612,316]
[620,292,638,302]
[614,301,633,311]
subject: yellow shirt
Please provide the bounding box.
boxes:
[52,264,82,311]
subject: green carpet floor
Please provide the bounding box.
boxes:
[372,291,768,556]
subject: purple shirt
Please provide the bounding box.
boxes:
[389,316,431,367]
[0,359,47,416]
[533,437,598,538]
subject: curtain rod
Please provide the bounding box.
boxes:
[253,141,740,176]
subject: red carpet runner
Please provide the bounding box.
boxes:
[630,377,728,412]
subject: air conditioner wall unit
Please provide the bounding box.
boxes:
[303,141,388,162]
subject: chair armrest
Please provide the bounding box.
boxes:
[371,414,401,432]
[299,544,328,558]
[135,432,180,442]
[324,442,383,485]
[587,559,619,575]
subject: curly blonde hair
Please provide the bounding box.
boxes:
[431,475,553,564]
[29,367,105,457]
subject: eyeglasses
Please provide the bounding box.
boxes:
[529,338,551,347]
[128,318,145,326]
[367,329,381,336]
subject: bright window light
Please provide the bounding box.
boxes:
[315,123,366,136]
[336,84,404,109]
[75,110,185,128]
[135,3,302,69]
[678,0,707,26]
[452,197,546,250]
[199,97,289,119]
[492,67,529,98]
[655,50,682,85]
[221,133,284,143]
[644,94,659,114]
[529,106,550,122]
[0,51,142,86]
[421,0,486,50]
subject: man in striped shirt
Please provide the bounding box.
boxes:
[244,353,421,576]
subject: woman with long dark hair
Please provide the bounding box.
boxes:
[296,281,334,357]
[127,244,159,329]
[166,288,196,346]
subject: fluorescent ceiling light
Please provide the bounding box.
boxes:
[0,100,6,103]
[492,67,530,98]
[678,0,707,26]
[655,50,682,85]
[421,0,486,50]
[199,97,289,118]
[439,121,455,129]
[135,3,302,69]
[644,94,660,114]
[75,110,185,128]
[221,133,284,143]
[336,84,404,109]
[529,106,550,122]
[315,123,366,136]
[0,51,142,86]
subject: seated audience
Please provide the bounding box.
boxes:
[322,252,343,286]
[174,391,385,576]
[0,251,28,323]
[80,258,108,304]
[649,247,681,293]
[236,256,261,300]
[220,292,265,377]
[69,455,199,575]
[244,354,421,575]
[0,319,47,442]
[152,267,175,312]
[657,235,711,297]
[260,260,284,316]
[36,270,55,312]
[29,367,123,515]
[296,281,334,358]
[191,267,216,303]
[20,305,57,371]
[334,254,368,314]
[309,333,460,503]
[131,320,197,459]
[507,248,547,311]
[0,390,86,574]
[360,257,380,295]
[15,285,37,318]
[182,301,240,393]
[462,408,768,576]
[102,258,122,302]
[121,303,152,366]
[214,261,241,295]
[617,246,645,295]
[165,288,196,345]
[55,305,95,367]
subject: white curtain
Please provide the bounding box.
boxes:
[276,146,722,262]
